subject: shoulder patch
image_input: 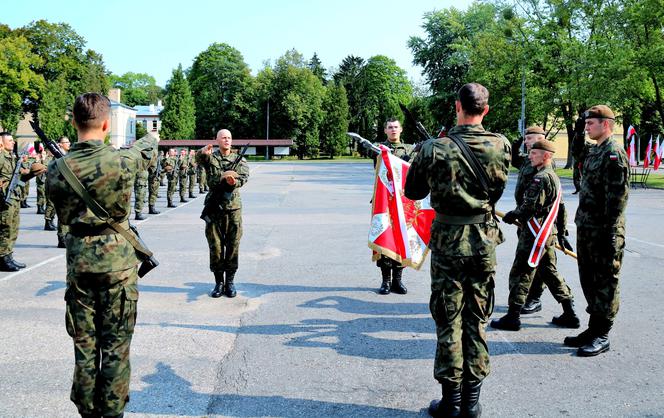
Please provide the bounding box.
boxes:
[609,153,618,161]
[533,178,541,183]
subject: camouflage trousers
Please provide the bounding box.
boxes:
[133,172,148,213]
[188,173,196,194]
[20,180,29,204]
[198,170,208,192]
[205,209,242,273]
[430,250,495,386]
[0,202,19,256]
[577,228,624,326]
[45,198,56,221]
[166,175,177,201]
[179,174,188,199]
[508,228,572,307]
[148,172,159,206]
[65,267,138,417]
[36,178,46,207]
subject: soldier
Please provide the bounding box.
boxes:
[404,83,511,418]
[491,137,580,331]
[162,148,178,207]
[46,93,157,418]
[564,105,629,357]
[133,167,149,220]
[196,129,249,299]
[19,154,32,208]
[45,137,71,236]
[35,148,47,214]
[374,118,414,295]
[178,149,189,203]
[198,160,208,193]
[0,132,46,271]
[187,149,197,198]
[147,146,160,215]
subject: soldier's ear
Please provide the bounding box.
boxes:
[482,105,490,117]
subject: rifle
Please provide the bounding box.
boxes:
[200,144,250,223]
[29,121,65,159]
[346,132,381,156]
[399,102,432,145]
[2,144,30,207]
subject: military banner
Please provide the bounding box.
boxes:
[369,145,434,270]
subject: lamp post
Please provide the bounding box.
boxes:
[265,99,270,160]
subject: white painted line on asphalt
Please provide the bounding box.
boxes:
[0,254,64,283]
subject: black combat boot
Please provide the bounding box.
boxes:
[189,192,196,198]
[135,212,146,221]
[211,272,224,298]
[44,219,56,231]
[104,413,123,418]
[199,189,205,194]
[167,199,177,208]
[36,205,45,214]
[79,411,100,418]
[521,298,542,314]
[378,266,391,295]
[564,316,596,347]
[490,304,522,331]
[577,318,611,357]
[224,271,237,298]
[20,200,30,208]
[57,236,66,248]
[0,255,20,272]
[552,299,580,328]
[180,196,188,203]
[462,381,482,418]
[428,382,462,417]
[148,205,160,215]
[9,254,25,269]
[390,267,408,294]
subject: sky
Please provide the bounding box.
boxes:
[3,0,474,88]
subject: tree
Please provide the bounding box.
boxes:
[354,55,412,141]
[188,43,256,138]
[109,72,163,107]
[39,77,70,140]
[159,64,195,140]
[257,49,325,158]
[308,53,327,84]
[320,82,350,158]
[0,34,44,132]
[333,55,365,133]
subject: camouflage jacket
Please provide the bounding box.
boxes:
[574,137,629,233]
[46,136,157,274]
[511,164,563,233]
[162,156,177,178]
[373,140,415,166]
[515,159,567,235]
[187,155,197,175]
[196,148,249,211]
[404,124,511,257]
[0,151,17,207]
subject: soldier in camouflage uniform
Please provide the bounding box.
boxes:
[19,154,32,208]
[162,148,178,208]
[35,149,47,214]
[0,132,46,271]
[47,93,157,418]
[178,149,189,203]
[45,137,71,239]
[564,105,629,357]
[133,162,149,220]
[198,162,208,193]
[187,149,197,198]
[374,118,415,295]
[147,148,160,215]
[196,129,249,299]
[158,150,166,186]
[491,137,580,331]
[405,83,511,418]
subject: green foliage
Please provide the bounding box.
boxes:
[135,121,148,139]
[354,55,412,141]
[257,49,325,158]
[308,53,327,84]
[320,82,350,157]
[109,72,163,107]
[0,34,44,132]
[39,77,69,139]
[333,55,366,133]
[188,42,256,138]
[159,64,195,139]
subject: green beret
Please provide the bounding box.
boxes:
[584,105,615,120]
[531,139,556,153]
[525,126,546,136]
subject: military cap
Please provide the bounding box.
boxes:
[584,105,615,120]
[531,139,556,153]
[525,126,546,136]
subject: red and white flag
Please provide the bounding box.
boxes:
[525,187,562,268]
[654,136,662,170]
[369,145,435,270]
[644,135,653,168]
[626,125,637,167]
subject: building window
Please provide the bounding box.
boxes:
[152,120,158,131]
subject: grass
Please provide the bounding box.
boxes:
[555,167,664,189]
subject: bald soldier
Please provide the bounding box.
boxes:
[196,129,249,298]
[491,136,580,331]
[564,105,629,357]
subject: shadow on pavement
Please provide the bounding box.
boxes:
[299,295,429,316]
[129,362,424,417]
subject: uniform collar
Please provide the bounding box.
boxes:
[71,140,104,150]
[449,124,485,134]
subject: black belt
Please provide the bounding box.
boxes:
[435,212,492,225]
[69,221,129,237]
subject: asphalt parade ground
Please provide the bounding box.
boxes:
[1,161,663,418]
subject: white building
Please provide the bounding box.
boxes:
[108,89,137,148]
[134,101,164,139]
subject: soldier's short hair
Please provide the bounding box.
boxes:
[73,93,111,131]
[384,118,401,129]
[457,83,489,116]
[0,132,11,138]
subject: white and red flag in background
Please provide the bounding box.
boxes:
[369,145,435,270]
[654,136,662,170]
[644,135,653,168]
[626,125,638,167]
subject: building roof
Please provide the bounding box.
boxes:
[110,100,137,112]
[134,104,164,116]
[158,139,293,147]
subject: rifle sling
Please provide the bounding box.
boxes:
[446,133,492,202]
[55,158,153,258]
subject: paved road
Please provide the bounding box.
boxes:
[1,162,663,417]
